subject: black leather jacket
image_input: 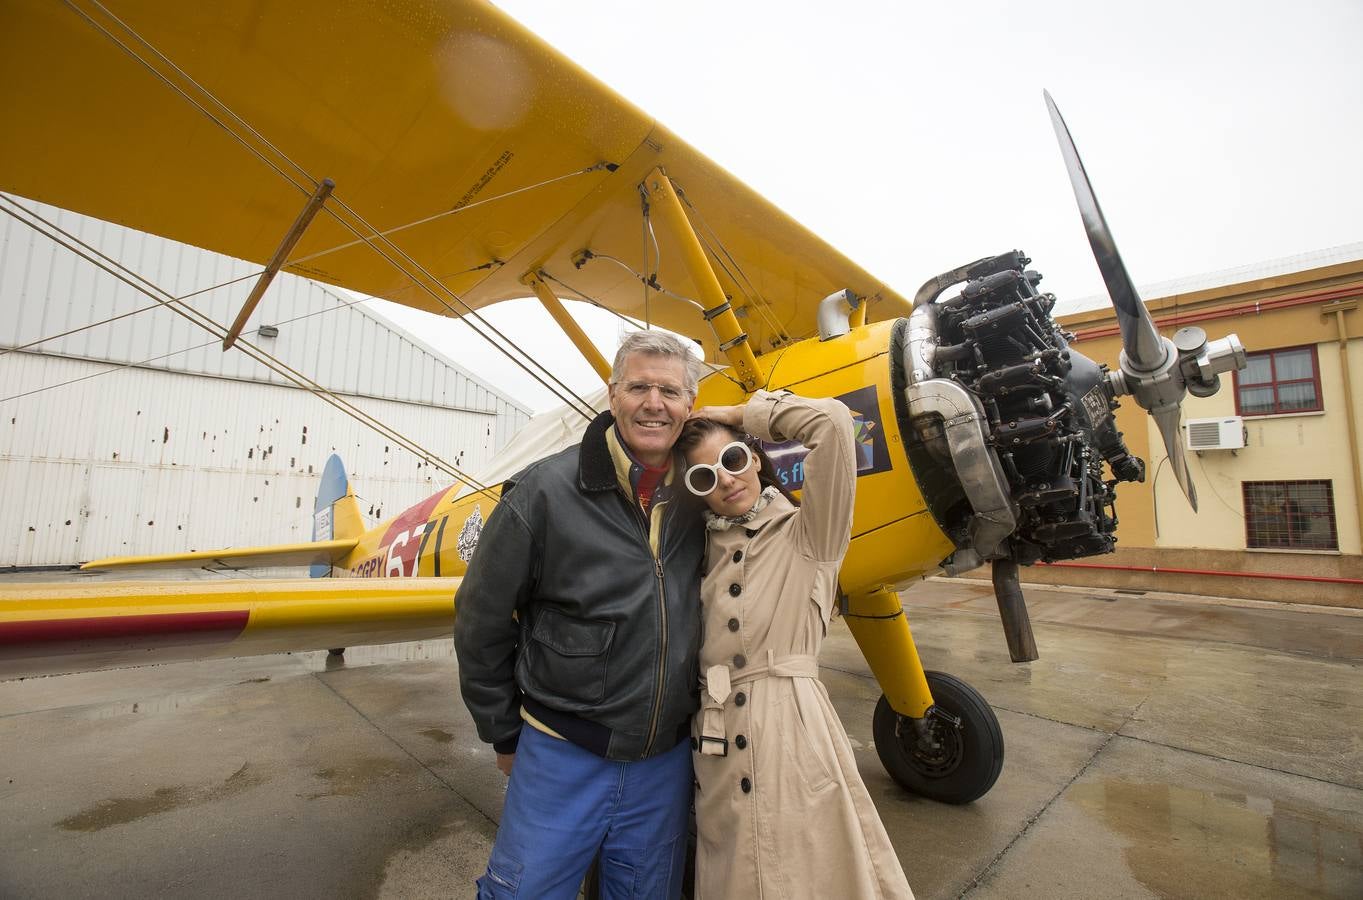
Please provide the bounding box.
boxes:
[454,412,705,761]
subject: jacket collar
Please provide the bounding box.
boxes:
[579,411,620,493]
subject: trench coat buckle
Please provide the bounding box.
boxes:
[699,734,729,757]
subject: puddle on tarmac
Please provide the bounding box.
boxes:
[420,728,454,744]
[1072,778,1363,898]
[57,761,263,832]
[306,756,406,799]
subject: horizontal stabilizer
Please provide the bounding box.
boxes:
[81,539,358,572]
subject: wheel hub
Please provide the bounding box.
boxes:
[906,707,965,777]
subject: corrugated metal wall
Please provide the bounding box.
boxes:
[1,199,532,567]
[0,352,505,567]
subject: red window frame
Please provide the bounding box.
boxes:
[1233,344,1323,416]
[1241,480,1338,551]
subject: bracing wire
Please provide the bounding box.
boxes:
[587,253,705,312]
[539,271,745,391]
[0,251,487,407]
[673,182,794,345]
[0,199,502,501]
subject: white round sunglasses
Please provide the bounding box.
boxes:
[684,441,755,496]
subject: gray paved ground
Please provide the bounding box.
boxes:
[1,577,1360,898]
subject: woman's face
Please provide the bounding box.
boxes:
[685,429,762,518]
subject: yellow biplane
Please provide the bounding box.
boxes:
[0,0,1247,806]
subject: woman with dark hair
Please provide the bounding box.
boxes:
[678,389,913,899]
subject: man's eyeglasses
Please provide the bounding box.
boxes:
[684,441,755,496]
[616,381,689,403]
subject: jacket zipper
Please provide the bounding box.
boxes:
[645,554,667,754]
[628,492,669,756]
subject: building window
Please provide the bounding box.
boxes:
[1234,345,1322,415]
[1242,480,1338,551]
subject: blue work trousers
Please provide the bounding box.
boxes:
[477,725,692,899]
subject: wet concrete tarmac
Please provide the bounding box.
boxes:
[1,578,1360,898]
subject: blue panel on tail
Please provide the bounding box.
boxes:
[311,454,349,578]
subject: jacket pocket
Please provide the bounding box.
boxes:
[526,608,615,705]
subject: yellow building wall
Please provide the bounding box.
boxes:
[1022,259,1363,607]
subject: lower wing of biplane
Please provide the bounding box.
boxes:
[0,451,465,679]
[0,578,457,680]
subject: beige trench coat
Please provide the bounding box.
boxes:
[692,391,913,900]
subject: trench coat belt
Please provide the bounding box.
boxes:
[698,650,819,756]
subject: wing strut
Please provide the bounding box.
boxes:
[522,271,613,383]
[642,169,764,391]
[223,178,335,349]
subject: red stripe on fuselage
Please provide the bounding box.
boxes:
[0,610,250,659]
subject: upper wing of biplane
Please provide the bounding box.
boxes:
[0,0,909,362]
[0,1,915,679]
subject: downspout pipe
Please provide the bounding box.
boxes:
[1323,299,1363,553]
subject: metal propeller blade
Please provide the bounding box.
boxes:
[1044,91,1167,373]
[1045,90,1200,511]
[1152,404,1197,512]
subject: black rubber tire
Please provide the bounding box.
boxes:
[872,671,1004,804]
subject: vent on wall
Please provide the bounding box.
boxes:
[1186,417,1246,451]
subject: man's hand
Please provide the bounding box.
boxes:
[496,752,515,777]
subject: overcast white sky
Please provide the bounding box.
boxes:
[370,0,1363,412]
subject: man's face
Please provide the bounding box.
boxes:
[608,353,693,468]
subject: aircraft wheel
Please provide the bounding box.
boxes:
[872,671,1003,804]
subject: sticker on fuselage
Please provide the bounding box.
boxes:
[760,384,893,492]
[457,505,484,562]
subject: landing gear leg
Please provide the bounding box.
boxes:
[843,586,935,718]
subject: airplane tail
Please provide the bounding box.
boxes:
[312,454,365,577]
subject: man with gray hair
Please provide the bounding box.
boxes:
[456,330,706,898]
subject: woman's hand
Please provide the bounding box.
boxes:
[688,404,745,427]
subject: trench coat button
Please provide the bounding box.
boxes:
[733,654,747,668]
[729,583,742,597]
[727,618,740,632]
[735,691,746,706]
[732,550,743,563]
[740,777,752,793]
[745,528,758,538]
[735,734,747,750]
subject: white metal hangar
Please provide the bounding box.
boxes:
[0,199,532,568]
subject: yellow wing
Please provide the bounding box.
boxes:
[80,539,360,572]
[0,0,908,360]
[0,578,456,679]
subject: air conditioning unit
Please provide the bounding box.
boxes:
[1186,416,1245,451]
